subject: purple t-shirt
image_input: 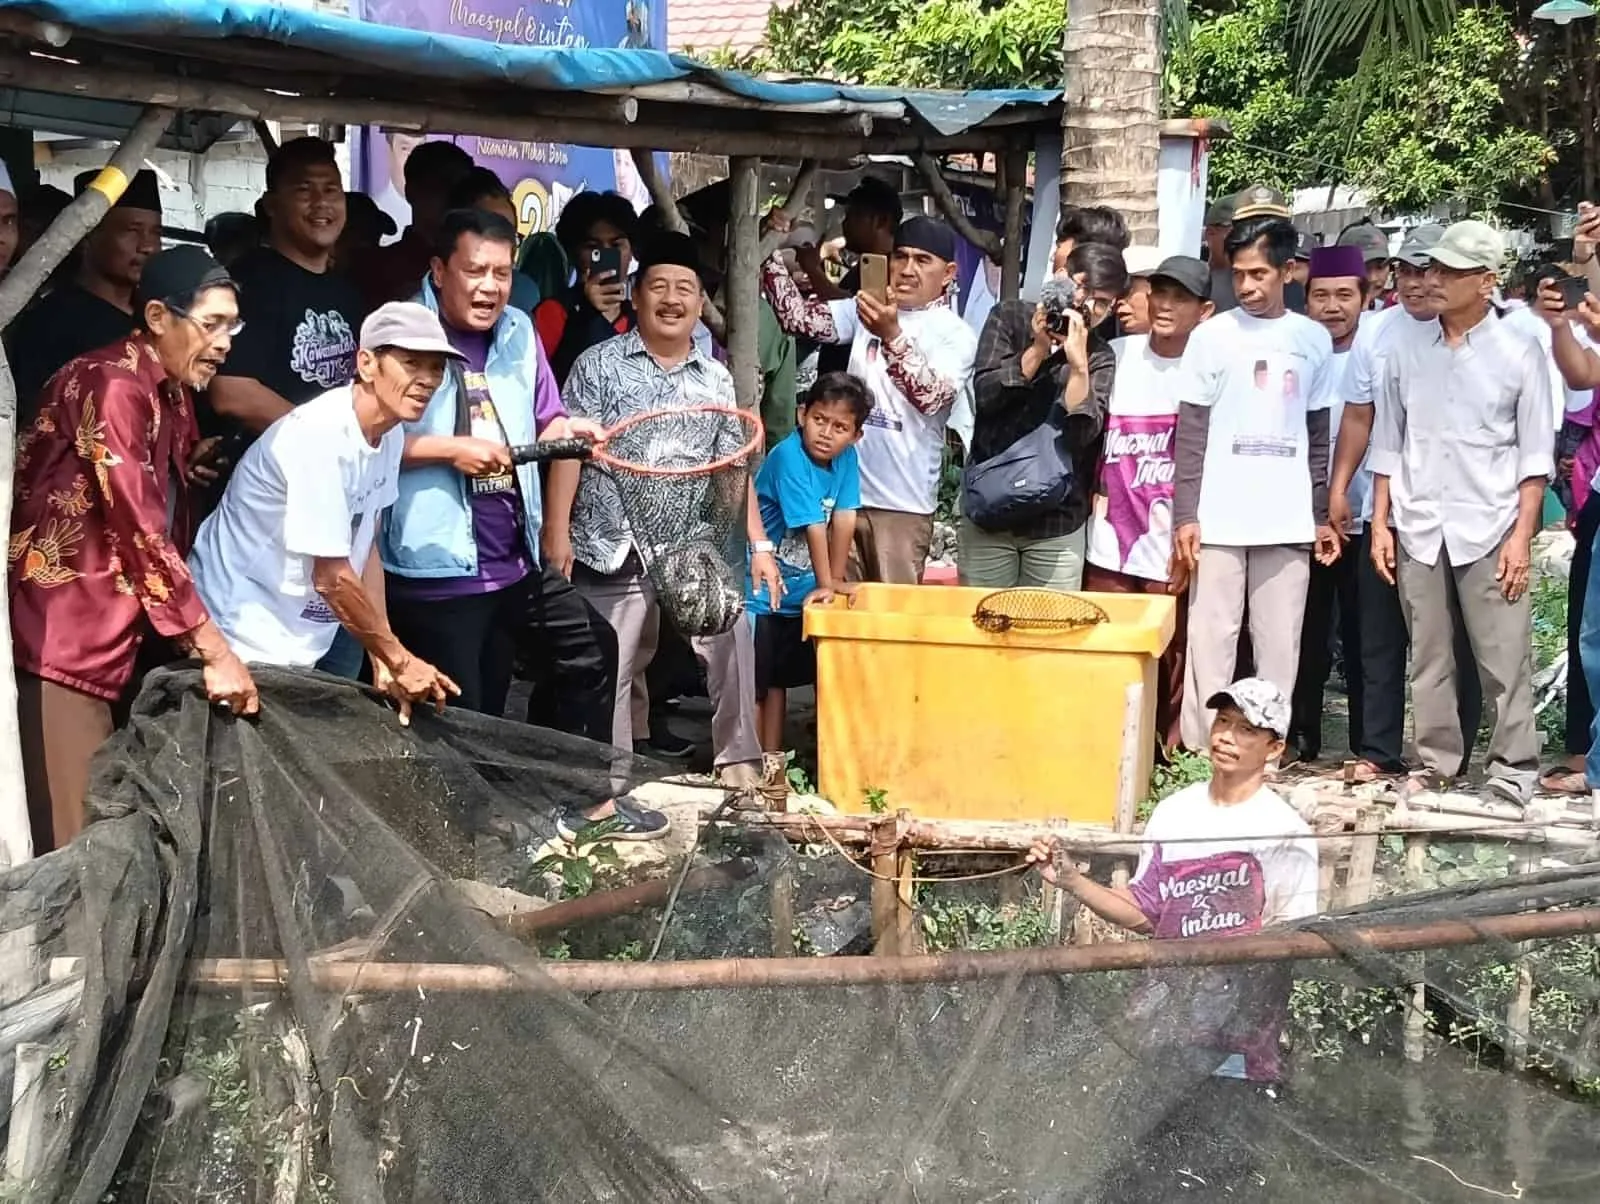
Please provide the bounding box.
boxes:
[392,323,565,599]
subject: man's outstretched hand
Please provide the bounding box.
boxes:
[374,652,461,727]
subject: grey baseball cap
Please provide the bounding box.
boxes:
[1394,223,1445,267]
[1337,222,1393,262]
[359,301,464,358]
[1206,677,1291,739]
[1428,220,1506,273]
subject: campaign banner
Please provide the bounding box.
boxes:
[944,178,1022,337]
[350,0,666,237]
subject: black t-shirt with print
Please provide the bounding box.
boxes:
[203,247,365,439]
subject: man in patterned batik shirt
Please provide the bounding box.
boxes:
[9,247,258,853]
[554,232,779,792]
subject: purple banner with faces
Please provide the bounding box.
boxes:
[350,0,666,238]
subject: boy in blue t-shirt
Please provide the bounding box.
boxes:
[748,372,869,753]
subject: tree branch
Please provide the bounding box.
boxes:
[913,153,1001,262]
[758,158,821,261]
[629,147,725,342]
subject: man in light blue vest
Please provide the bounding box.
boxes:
[380,207,669,841]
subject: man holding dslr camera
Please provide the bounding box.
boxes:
[962,236,1124,589]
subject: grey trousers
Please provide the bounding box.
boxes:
[1182,544,1311,750]
[1396,538,1537,800]
[573,557,762,769]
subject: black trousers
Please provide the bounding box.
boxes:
[1349,529,1482,774]
[388,565,616,742]
[1290,547,1363,758]
[1564,493,1600,755]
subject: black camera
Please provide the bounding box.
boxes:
[1039,275,1083,333]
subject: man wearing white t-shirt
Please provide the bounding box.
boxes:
[1083,256,1215,752]
[191,302,461,724]
[1173,216,1340,750]
[1330,226,1482,780]
[762,216,977,583]
[1028,677,1318,1084]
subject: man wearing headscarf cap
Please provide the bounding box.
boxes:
[555,230,775,800]
[5,168,163,419]
[10,246,258,854]
[760,214,977,583]
[1286,244,1372,765]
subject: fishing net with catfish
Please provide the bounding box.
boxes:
[574,403,761,638]
[0,666,1598,1201]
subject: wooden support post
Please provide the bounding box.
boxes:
[770,863,796,958]
[1402,833,1429,1062]
[1338,806,1384,908]
[870,817,901,956]
[725,156,763,420]
[4,1042,47,1188]
[0,104,174,869]
[628,147,726,341]
[1506,847,1537,1072]
[896,845,919,956]
[999,149,1028,301]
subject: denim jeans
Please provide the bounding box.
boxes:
[1583,511,1600,786]
[315,627,366,680]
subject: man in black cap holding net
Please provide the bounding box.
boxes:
[761,214,977,583]
[6,168,164,417]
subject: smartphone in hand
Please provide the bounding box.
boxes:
[589,244,624,282]
[860,253,889,303]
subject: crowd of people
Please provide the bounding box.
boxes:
[4,132,1598,884]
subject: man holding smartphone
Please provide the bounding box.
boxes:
[760,215,977,583]
[534,190,638,384]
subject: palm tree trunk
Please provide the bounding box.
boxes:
[1061,0,1162,245]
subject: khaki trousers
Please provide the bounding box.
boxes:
[574,558,762,769]
[1181,545,1310,750]
[957,520,1086,590]
[18,672,114,853]
[847,507,934,585]
[1397,538,1537,800]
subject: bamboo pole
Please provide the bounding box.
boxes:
[191,906,1600,995]
[744,812,1146,858]
[499,857,756,937]
[0,104,174,868]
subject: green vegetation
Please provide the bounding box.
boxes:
[918,887,1055,952]
[1138,747,1212,822]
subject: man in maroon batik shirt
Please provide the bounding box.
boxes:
[10,246,257,852]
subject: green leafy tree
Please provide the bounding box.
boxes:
[1170,0,1552,214]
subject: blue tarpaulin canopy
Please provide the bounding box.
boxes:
[0,0,1062,154]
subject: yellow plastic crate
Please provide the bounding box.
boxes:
[803,585,1177,827]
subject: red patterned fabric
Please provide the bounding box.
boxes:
[9,335,208,700]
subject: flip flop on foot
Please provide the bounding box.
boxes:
[1537,767,1589,796]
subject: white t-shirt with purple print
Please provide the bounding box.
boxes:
[1126,781,1319,1082]
[1085,335,1182,582]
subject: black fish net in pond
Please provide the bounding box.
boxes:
[0,666,1597,1201]
[597,404,761,638]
